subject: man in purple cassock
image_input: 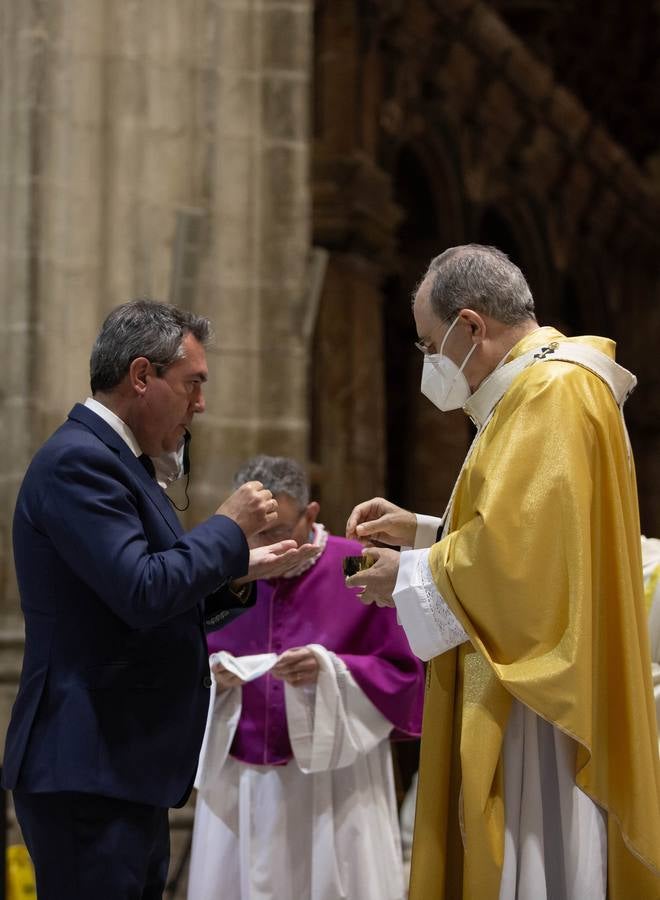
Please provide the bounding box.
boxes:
[187,456,425,900]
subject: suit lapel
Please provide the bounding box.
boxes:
[68,404,183,538]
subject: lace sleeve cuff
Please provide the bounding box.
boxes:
[393,549,469,661]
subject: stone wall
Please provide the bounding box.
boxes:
[0,0,313,623]
[0,1,312,890]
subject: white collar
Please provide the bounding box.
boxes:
[463,341,637,430]
[282,523,328,579]
[84,397,142,457]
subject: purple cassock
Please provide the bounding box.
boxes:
[206,533,425,766]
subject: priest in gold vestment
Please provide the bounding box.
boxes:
[346,245,660,900]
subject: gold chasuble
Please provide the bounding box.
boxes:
[409,327,660,900]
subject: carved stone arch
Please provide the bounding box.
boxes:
[381,140,472,515]
[473,196,559,325]
[379,121,469,250]
[419,127,470,246]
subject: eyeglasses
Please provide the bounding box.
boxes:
[414,338,433,356]
[414,314,454,356]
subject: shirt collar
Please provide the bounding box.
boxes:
[84,397,142,458]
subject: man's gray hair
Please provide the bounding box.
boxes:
[90,299,211,393]
[233,455,310,508]
[421,244,536,325]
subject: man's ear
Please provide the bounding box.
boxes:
[129,357,151,397]
[460,309,486,343]
[306,501,320,527]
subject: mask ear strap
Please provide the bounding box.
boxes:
[166,473,191,512]
[182,428,191,476]
[166,428,192,512]
[458,342,478,375]
[439,316,460,356]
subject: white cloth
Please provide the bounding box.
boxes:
[190,646,405,900]
[394,519,607,899]
[413,514,442,550]
[209,652,278,683]
[399,771,417,865]
[84,397,142,456]
[641,536,660,746]
[394,548,468,660]
[499,704,607,900]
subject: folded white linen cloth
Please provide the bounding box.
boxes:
[209,651,279,682]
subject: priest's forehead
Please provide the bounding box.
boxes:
[413,276,438,337]
[272,492,305,519]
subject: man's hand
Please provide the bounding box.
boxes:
[216,481,279,538]
[346,497,416,547]
[344,547,400,607]
[271,647,320,686]
[211,662,244,690]
[233,541,319,586]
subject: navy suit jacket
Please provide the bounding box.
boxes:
[3,404,251,808]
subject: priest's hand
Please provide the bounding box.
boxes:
[211,662,244,690]
[271,647,320,686]
[346,497,416,547]
[233,540,319,585]
[344,547,399,607]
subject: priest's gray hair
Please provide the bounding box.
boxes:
[233,455,310,509]
[420,244,536,325]
[90,299,211,393]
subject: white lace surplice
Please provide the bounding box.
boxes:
[393,518,607,900]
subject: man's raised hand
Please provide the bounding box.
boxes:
[233,540,319,585]
[346,497,416,547]
[216,481,279,538]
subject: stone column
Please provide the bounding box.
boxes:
[188,0,313,516]
[0,1,313,864]
[0,1,42,626]
[0,0,314,597]
[312,150,401,532]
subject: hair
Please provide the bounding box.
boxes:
[418,244,536,325]
[90,299,212,393]
[233,455,310,508]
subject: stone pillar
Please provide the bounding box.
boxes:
[312,150,401,532]
[312,253,387,533]
[0,1,42,625]
[189,0,312,516]
[0,1,313,872]
[30,1,107,442]
[0,0,314,598]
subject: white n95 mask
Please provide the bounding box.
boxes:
[420,316,477,411]
[152,429,191,486]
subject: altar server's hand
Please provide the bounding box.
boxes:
[346,497,416,547]
[233,541,318,585]
[271,647,320,686]
[211,662,244,690]
[345,547,399,607]
[217,481,279,538]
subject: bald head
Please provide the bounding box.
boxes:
[418,244,536,326]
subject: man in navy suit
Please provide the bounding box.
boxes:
[3,300,313,899]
